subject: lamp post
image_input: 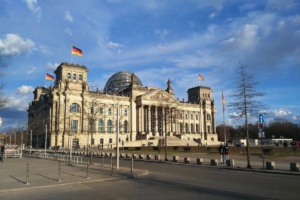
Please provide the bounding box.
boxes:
[112,96,120,170]
[116,102,120,169]
[69,131,73,162]
[30,129,32,154]
[21,131,23,155]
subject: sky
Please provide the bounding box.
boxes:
[0,0,299,132]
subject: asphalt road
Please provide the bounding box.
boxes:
[0,155,299,200]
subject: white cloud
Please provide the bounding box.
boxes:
[24,0,41,19]
[64,11,73,22]
[239,3,256,11]
[106,41,123,49]
[6,96,29,111]
[39,45,51,54]
[273,108,292,117]
[64,28,73,36]
[47,62,59,70]
[155,29,169,40]
[0,33,34,56]
[98,38,124,54]
[16,85,34,95]
[27,66,36,74]
[209,12,217,19]
[220,24,258,50]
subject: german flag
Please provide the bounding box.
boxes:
[46,73,54,81]
[198,74,204,81]
[72,46,83,56]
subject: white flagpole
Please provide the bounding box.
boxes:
[222,91,226,144]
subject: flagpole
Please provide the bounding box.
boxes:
[222,91,226,144]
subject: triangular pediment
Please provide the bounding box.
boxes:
[139,89,178,104]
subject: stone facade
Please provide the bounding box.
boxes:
[28,62,218,150]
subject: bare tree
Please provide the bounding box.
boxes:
[0,72,8,109]
[228,64,265,168]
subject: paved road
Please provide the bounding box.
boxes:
[0,153,299,200]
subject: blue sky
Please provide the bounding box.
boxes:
[0,0,299,132]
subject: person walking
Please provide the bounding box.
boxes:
[218,143,224,164]
[1,145,5,161]
[225,143,229,161]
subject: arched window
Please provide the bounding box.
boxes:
[107,119,112,133]
[124,120,128,132]
[79,74,82,81]
[185,123,188,133]
[67,73,71,79]
[98,119,103,133]
[73,73,76,80]
[70,103,80,113]
[109,138,113,143]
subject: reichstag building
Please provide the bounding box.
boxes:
[28,62,219,150]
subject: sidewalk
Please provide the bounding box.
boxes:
[0,156,147,193]
[155,152,300,176]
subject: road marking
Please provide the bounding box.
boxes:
[0,177,123,193]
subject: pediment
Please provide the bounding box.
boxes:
[139,89,178,104]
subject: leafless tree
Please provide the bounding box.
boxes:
[0,72,8,109]
[228,64,266,168]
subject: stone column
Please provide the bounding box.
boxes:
[155,106,159,136]
[147,106,151,135]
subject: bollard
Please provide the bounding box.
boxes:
[173,156,179,162]
[58,161,61,182]
[211,159,218,166]
[290,163,300,172]
[196,158,204,165]
[184,157,190,163]
[26,163,29,185]
[131,156,133,173]
[266,161,275,170]
[86,161,89,179]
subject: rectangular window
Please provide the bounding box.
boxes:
[185,114,188,120]
[71,120,78,133]
[196,115,198,120]
[99,107,103,115]
[124,109,128,116]
[191,114,193,120]
[108,108,112,115]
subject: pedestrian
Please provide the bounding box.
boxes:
[1,145,5,161]
[218,143,224,163]
[225,143,229,161]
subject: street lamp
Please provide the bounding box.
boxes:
[112,96,120,170]
[69,131,73,162]
[30,129,32,154]
[116,102,120,169]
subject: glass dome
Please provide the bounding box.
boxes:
[104,71,143,94]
